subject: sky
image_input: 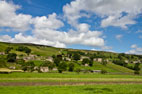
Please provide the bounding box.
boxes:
[0,0,142,55]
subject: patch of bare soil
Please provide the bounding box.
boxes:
[0,81,142,86]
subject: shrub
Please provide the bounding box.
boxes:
[75,68,81,74]
[101,69,107,74]
[134,71,140,75]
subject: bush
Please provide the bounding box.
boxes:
[75,68,81,74]
[101,69,107,74]
[134,71,140,75]
[16,46,31,55]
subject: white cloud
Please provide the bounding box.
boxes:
[0,1,106,48]
[32,13,64,30]
[0,1,32,31]
[126,45,142,55]
[63,0,142,28]
[116,34,123,40]
[101,15,135,28]
[0,35,12,42]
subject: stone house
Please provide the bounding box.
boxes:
[94,58,103,62]
[0,52,5,55]
[46,56,53,62]
[40,67,49,72]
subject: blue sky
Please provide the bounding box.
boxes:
[0,0,142,54]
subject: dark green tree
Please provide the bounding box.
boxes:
[89,60,93,67]
[24,47,31,55]
[73,53,80,61]
[68,63,74,72]
[57,61,67,73]
[53,57,61,66]
[7,53,17,62]
[134,63,140,71]
[82,58,89,65]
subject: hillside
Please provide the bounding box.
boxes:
[0,41,142,74]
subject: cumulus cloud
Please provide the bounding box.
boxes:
[63,0,142,28]
[0,1,106,48]
[0,1,32,31]
[126,45,142,55]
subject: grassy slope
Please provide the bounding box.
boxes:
[0,42,60,56]
[75,62,134,74]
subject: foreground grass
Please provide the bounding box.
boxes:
[0,72,141,78]
[0,84,142,94]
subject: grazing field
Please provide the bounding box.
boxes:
[0,84,142,94]
[0,73,142,94]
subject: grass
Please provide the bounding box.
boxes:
[0,84,142,94]
[0,72,142,78]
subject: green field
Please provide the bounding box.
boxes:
[0,72,142,94]
[0,84,142,94]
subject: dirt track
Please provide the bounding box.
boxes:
[0,81,142,86]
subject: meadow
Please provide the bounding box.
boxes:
[0,84,142,94]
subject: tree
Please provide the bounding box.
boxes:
[16,46,25,51]
[53,57,61,66]
[134,63,140,71]
[41,61,55,71]
[7,53,17,62]
[89,60,93,67]
[24,47,31,55]
[68,63,74,72]
[22,61,35,72]
[82,58,89,65]
[16,46,31,55]
[57,61,67,73]
[73,53,80,61]
[102,60,107,66]
[5,47,13,54]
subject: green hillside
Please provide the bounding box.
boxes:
[0,41,142,75]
